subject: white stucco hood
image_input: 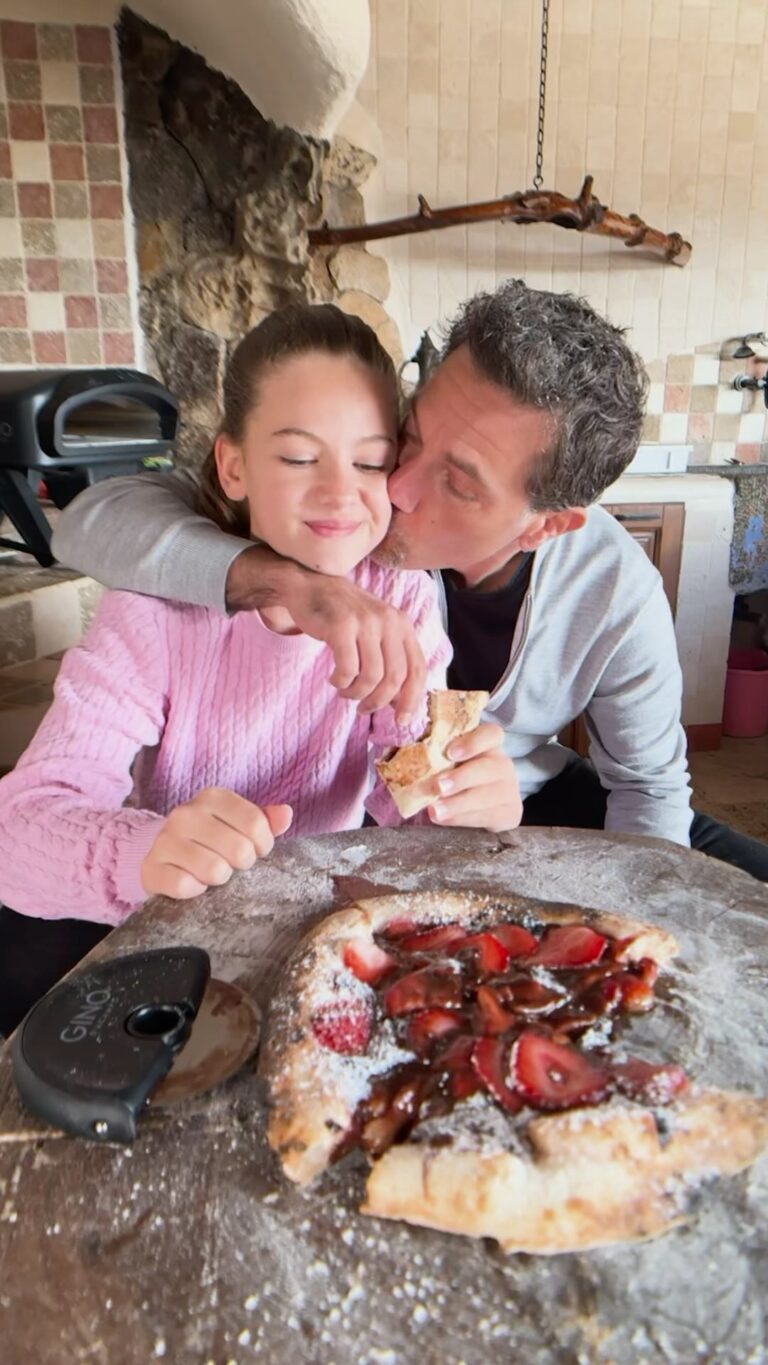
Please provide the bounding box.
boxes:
[137,0,371,137]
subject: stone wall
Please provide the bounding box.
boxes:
[118,9,399,468]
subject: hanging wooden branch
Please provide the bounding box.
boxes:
[308,175,691,267]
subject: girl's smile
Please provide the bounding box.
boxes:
[304,519,364,537]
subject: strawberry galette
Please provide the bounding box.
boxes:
[261,891,768,1254]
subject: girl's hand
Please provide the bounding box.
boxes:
[141,788,293,899]
[426,724,523,833]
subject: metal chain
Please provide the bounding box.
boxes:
[533,0,550,190]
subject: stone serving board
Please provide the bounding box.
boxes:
[1,826,766,1365]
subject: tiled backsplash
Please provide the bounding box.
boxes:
[644,352,768,465]
[0,18,139,367]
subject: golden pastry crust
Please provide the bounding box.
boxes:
[362,1089,768,1253]
[375,690,489,817]
[261,890,677,1186]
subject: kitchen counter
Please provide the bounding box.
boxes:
[688,463,768,477]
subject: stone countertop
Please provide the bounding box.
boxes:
[0,517,101,669]
[0,557,84,601]
[602,471,734,503]
[0,505,82,601]
[688,463,768,478]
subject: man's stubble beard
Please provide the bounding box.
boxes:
[372,517,411,569]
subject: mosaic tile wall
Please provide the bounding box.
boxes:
[0,18,138,368]
[644,352,768,465]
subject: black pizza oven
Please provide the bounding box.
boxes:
[0,368,178,566]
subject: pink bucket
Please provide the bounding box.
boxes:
[722,648,768,738]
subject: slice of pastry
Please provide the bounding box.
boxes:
[375,689,489,818]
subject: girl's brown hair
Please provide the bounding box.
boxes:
[196,302,399,536]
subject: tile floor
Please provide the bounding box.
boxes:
[688,734,768,842]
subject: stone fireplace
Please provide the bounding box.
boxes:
[119,8,400,468]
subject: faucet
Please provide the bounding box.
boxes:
[732,372,768,407]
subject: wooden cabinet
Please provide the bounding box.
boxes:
[601,502,685,619]
[559,501,686,755]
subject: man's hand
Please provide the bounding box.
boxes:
[226,545,427,723]
[426,724,522,833]
[141,788,293,900]
[288,576,427,723]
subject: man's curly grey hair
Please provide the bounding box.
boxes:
[442,279,649,511]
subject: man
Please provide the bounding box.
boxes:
[52,280,768,879]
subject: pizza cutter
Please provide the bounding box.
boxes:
[10,947,261,1143]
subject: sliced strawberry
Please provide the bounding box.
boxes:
[471,1037,523,1112]
[383,968,463,1016]
[475,984,517,1035]
[576,962,615,988]
[450,1066,481,1101]
[343,937,396,985]
[577,975,623,1015]
[311,1000,372,1055]
[490,923,539,957]
[510,1031,610,1108]
[612,1058,688,1105]
[615,973,655,1013]
[504,978,563,1014]
[526,924,607,968]
[408,1007,463,1051]
[399,923,467,953]
[434,1033,476,1070]
[547,1007,601,1040]
[381,917,418,939]
[462,932,510,977]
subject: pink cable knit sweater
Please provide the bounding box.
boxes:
[0,559,450,925]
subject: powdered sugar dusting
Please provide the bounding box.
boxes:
[309,1017,415,1113]
[412,1091,528,1155]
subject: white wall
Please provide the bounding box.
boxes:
[137,0,370,137]
[345,0,768,368]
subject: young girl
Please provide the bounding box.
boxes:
[0,304,452,925]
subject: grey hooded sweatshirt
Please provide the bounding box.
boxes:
[52,471,693,846]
